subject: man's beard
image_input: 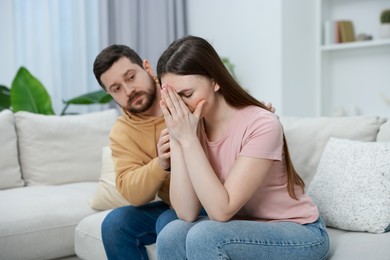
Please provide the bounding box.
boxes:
[125,76,157,114]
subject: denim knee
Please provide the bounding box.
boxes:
[101,207,128,240]
[157,220,194,259]
[186,221,220,258]
[184,219,329,260]
[156,209,178,234]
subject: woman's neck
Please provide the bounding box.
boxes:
[203,96,237,142]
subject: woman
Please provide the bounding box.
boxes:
[156,35,329,260]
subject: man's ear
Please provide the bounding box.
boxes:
[143,59,161,89]
[143,60,155,77]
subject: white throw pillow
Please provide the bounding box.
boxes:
[0,110,24,189]
[308,137,390,233]
[15,109,118,185]
[90,146,129,210]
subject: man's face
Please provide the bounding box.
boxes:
[100,57,157,114]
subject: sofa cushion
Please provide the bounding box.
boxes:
[0,109,24,189]
[75,210,156,260]
[377,118,390,142]
[75,214,390,260]
[90,146,160,210]
[280,116,384,186]
[0,182,98,260]
[14,109,118,185]
[327,227,390,260]
[90,146,129,210]
[309,138,390,233]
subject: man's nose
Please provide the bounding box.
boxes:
[123,83,135,96]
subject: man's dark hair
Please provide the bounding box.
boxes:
[93,45,143,89]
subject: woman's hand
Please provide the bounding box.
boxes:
[160,84,205,144]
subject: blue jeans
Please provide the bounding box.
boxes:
[101,201,177,260]
[157,216,329,260]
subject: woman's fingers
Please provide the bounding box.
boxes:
[161,88,176,116]
[193,100,206,118]
[160,85,199,143]
[160,100,171,120]
[161,85,188,119]
[166,86,188,113]
[166,87,184,116]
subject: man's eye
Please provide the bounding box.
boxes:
[126,75,135,81]
[112,86,121,93]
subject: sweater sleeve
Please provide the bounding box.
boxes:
[110,118,170,206]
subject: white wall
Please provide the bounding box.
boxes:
[0,0,17,86]
[281,0,316,116]
[186,0,390,117]
[186,0,285,114]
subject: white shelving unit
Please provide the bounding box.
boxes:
[321,38,390,51]
[315,0,390,116]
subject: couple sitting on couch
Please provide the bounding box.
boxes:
[93,35,329,260]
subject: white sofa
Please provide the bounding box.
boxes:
[0,109,118,260]
[1,108,390,260]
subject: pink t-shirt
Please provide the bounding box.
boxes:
[199,106,319,224]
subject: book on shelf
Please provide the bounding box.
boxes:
[336,20,356,43]
[323,20,356,45]
[323,20,334,45]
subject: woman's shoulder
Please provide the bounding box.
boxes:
[239,105,279,121]
[236,106,282,133]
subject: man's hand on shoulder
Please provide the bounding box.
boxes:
[261,101,276,113]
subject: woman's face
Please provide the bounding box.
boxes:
[161,73,219,114]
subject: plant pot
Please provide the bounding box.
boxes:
[380,23,390,39]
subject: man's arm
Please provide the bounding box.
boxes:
[110,120,170,206]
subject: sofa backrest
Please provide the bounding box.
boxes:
[377,119,390,142]
[3,110,387,191]
[0,110,25,189]
[280,116,386,186]
[13,109,119,186]
[0,109,119,188]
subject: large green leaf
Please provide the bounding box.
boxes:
[11,67,55,115]
[61,89,113,115]
[221,57,237,80]
[0,85,11,111]
[63,89,112,105]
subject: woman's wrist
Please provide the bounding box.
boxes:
[179,135,198,149]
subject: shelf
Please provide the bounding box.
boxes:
[321,38,390,51]
[316,0,390,117]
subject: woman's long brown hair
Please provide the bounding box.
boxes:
[157,35,305,199]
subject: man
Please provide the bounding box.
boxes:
[94,45,173,260]
[93,44,275,260]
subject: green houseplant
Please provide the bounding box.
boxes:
[0,67,112,115]
[380,9,390,38]
[381,9,390,23]
[221,57,237,80]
